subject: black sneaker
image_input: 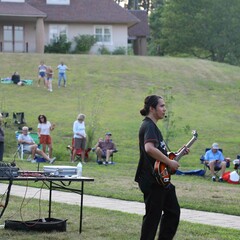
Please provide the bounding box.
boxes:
[212,176,216,182]
[218,177,223,182]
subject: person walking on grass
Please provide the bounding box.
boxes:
[135,95,189,240]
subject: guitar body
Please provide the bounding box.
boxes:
[153,152,176,185]
[153,130,198,186]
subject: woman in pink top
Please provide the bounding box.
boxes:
[37,114,55,158]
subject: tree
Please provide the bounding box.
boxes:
[151,0,240,65]
[148,0,165,55]
[114,0,154,13]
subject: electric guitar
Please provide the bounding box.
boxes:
[154,130,198,186]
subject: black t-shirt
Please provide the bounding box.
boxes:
[135,117,168,184]
[11,74,20,84]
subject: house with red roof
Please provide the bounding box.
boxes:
[0,0,150,55]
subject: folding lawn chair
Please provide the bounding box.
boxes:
[14,131,41,160]
[13,112,26,125]
[0,112,9,127]
[233,155,240,173]
[200,148,230,178]
[92,148,118,165]
[66,138,91,162]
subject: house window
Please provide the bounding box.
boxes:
[94,26,112,44]
[49,25,68,42]
[3,25,24,52]
[47,0,70,5]
[1,0,24,2]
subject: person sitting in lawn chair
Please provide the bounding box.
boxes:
[18,126,56,164]
[94,132,117,165]
[204,143,229,182]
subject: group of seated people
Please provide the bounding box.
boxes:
[18,126,117,165]
[203,142,230,182]
[18,126,56,164]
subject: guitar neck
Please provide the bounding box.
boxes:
[175,136,197,161]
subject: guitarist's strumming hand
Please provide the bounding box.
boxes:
[167,159,180,172]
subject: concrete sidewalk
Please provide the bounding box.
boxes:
[1,183,240,230]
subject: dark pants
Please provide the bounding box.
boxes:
[0,142,4,161]
[140,183,180,240]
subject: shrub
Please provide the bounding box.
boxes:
[73,35,97,54]
[98,45,111,55]
[44,34,71,53]
[112,47,126,55]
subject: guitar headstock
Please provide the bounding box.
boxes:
[192,130,198,139]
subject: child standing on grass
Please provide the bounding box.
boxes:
[46,66,53,92]
[38,61,47,87]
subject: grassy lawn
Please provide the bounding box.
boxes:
[0,53,240,238]
[0,196,239,240]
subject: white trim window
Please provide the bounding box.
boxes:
[47,0,70,5]
[1,0,25,2]
[49,24,68,42]
[94,26,112,45]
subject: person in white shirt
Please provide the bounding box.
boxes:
[18,126,56,164]
[72,113,87,163]
[37,115,55,158]
[56,61,69,88]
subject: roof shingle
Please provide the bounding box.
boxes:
[26,0,139,26]
[0,2,46,17]
[128,10,150,37]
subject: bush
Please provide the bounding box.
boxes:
[98,45,111,55]
[112,47,126,55]
[44,34,71,53]
[73,35,97,54]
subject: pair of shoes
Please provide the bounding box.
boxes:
[218,177,223,182]
[212,176,216,182]
[49,157,56,164]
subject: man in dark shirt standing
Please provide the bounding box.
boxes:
[95,132,116,164]
[135,95,189,240]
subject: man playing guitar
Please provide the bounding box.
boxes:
[135,95,190,240]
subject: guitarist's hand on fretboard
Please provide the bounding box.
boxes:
[177,146,190,156]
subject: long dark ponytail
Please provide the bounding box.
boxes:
[140,95,162,116]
